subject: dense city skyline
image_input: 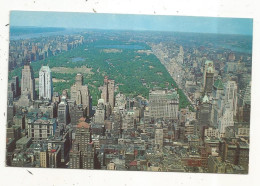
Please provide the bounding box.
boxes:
[6,12,252,174]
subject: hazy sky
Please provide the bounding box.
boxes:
[10,11,253,35]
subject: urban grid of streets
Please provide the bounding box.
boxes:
[6,30,251,173]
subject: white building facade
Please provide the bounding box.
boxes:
[39,66,53,100]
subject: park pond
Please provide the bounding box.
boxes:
[71,57,85,62]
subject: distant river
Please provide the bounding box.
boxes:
[10,29,82,40]
[215,43,252,54]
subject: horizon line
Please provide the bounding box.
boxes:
[10,26,253,37]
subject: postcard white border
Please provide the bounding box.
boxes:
[0,0,260,186]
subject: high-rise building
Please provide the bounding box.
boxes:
[39,66,53,100]
[69,121,93,169]
[58,96,69,126]
[177,46,184,64]
[203,60,214,93]
[70,74,91,117]
[101,76,115,109]
[7,82,15,106]
[199,95,212,130]
[52,92,60,103]
[224,81,238,117]
[48,146,61,168]
[212,78,224,102]
[82,143,94,169]
[241,82,251,122]
[11,76,20,98]
[149,89,179,120]
[94,99,106,124]
[40,149,49,168]
[21,64,36,100]
[218,104,234,135]
[69,143,81,169]
[75,121,91,151]
[68,101,84,128]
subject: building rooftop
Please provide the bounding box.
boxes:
[77,121,90,129]
[79,117,86,122]
[16,136,32,145]
[214,79,224,90]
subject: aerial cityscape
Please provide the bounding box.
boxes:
[6,11,252,174]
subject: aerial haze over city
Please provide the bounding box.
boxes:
[6,11,252,173]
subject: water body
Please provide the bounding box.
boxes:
[215,43,252,54]
[10,29,84,41]
[95,44,145,50]
[71,57,85,62]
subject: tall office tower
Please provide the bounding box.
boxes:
[8,76,20,107]
[203,60,215,94]
[69,143,81,169]
[31,45,39,61]
[101,76,115,108]
[149,89,179,120]
[68,101,84,128]
[94,99,106,124]
[21,64,36,100]
[75,121,91,151]
[82,143,94,169]
[32,45,38,54]
[199,95,212,130]
[58,96,69,126]
[212,78,224,102]
[115,92,127,110]
[177,45,184,64]
[70,74,91,117]
[7,82,15,106]
[224,81,238,117]
[39,66,53,100]
[69,121,94,169]
[218,104,234,136]
[241,82,251,122]
[11,76,20,97]
[211,78,224,127]
[7,106,15,123]
[52,92,60,103]
[62,90,69,99]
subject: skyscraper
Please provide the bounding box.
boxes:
[241,82,251,122]
[199,95,212,131]
[101,76,115,108]
[94,99,106,124]
[224,81,238,117]
[11,76,20,98]
[69,121,93,169]
[70,74,91,117]
[75,121,91,151]
[39,66,53,100]
[58,96,69,126]
[203,60,215,94]
[21,64,36,100]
